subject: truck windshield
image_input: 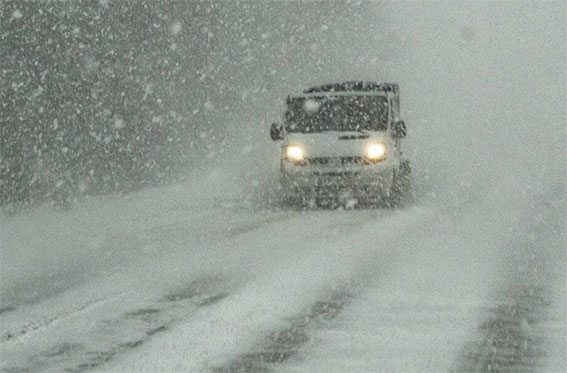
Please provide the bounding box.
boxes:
[285,95,389,133]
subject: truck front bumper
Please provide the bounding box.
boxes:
[280,163,394,199]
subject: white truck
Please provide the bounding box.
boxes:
[270,81,410,208]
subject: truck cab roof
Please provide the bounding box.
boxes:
[289,81,399,101]
[303,81,399,94]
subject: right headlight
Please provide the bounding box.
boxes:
[365,142,387,162]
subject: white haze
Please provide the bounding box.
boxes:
[195,1,565,209]
[1,1,565,372]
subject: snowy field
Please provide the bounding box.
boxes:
[1,1,565,372]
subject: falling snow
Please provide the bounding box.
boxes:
[0,1,565,372]
[169,21,182,35]
[11,9,23,19]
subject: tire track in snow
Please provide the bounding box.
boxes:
[65,287,232,373]
[212,288,355,372]
[0,211,293,347]
[9,202,421,372]
[224,213,296,238]
[210,207,429,372]
[0,275,235,373]
[455,192,566,372]
[96,205,425,372]
[457,286,548,372]
[1,207,311,373]
[0,306,16,316]
[1,297,109,344]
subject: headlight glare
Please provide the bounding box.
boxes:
[285,145,304,162]
[365,143,387,161]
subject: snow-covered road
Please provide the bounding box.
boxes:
[1,172,565,372]
[1,1,565,372]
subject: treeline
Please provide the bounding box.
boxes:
[1,0,379,210]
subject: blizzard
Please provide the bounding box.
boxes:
[1,1,565,372]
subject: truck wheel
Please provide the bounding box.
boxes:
[282,194,303,210]
[388,160,411,207]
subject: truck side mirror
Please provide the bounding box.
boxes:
[391,120,407,139]
[270,123,283,141]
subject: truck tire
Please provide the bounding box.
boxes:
[388,160,411,207]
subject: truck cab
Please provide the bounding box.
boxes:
[271,81,410,208]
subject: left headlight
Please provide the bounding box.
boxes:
[285,145,304,162]
[365,143,387,162]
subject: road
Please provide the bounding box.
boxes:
[1,172,564,372]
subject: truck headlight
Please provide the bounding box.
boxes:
[365,143,387,162]
[285,145,304,162]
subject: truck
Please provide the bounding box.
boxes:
[270,81,411,208]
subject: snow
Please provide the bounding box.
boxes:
[283,181,566,372]
[1,0,565,372]
[169,22,183,36]
[11,10,23,20]
[3,170,563,371]
[113,117,125,129]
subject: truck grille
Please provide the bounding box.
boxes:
[306,157,364,166]
[311,171,360,177]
